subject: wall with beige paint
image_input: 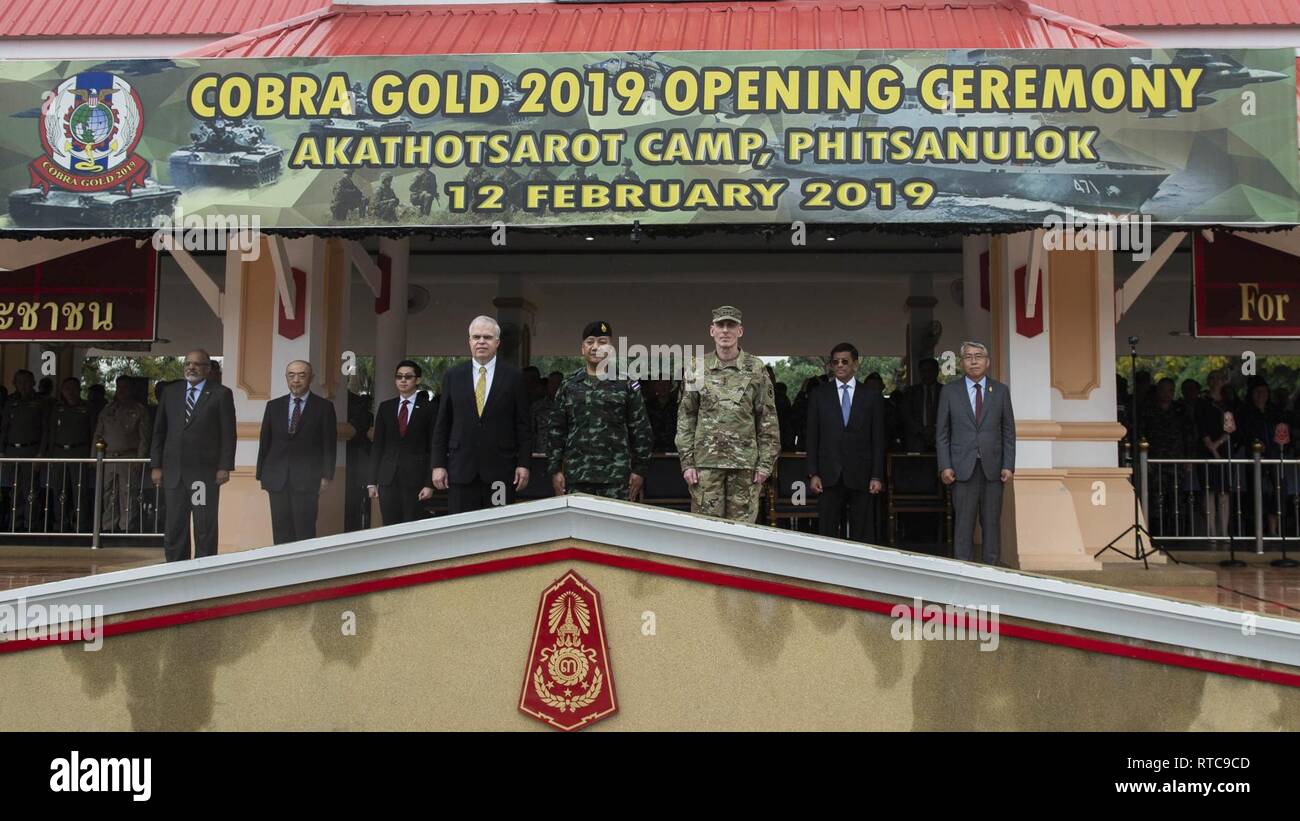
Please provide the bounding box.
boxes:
[2,543,1293,731]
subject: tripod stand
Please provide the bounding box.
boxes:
[1096,338,1177,568]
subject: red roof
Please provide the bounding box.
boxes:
[0,0,328,39]
[1034,0,1300,27]
[185,0,1143,58]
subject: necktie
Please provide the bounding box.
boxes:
[475,366,487,416]
[841,384,851,426]
[398,399,409,436]
[185,386,197,424]
[290,397,302,435]
[974,382,983,423]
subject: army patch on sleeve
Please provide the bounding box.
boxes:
[629,380,640,392]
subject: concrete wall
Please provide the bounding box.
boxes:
[2,540,1294,731]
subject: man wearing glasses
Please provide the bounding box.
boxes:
[936,341,1016,566]
[149,350,236,562]
[368,360,436,525]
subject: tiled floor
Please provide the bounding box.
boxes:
[0,549,161,591]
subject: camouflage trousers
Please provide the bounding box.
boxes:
[690,468,762,523]
[568,482,629,501]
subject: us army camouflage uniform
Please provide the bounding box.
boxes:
[675,351,779,522]
[94,397,152,532]
[547,369,653,501]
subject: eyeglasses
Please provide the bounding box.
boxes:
[395,373,417,380]
[961,354,987,361]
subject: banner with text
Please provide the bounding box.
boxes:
[1194,232,1300,338]
[0,49,1297,231]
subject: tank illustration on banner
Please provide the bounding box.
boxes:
[308,82,413,139]
[8,179,179,228]
[168,117,284,188]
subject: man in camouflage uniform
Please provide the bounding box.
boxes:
[548,321,654,501]
[409,168,439,216]
[94,375,152,533]
[371,172,400,221]
[1,369,49,531]
[676,306,780,522]
[331,169,365,221]
[43,377,94,532]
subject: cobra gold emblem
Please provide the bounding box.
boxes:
[519,570,617,731]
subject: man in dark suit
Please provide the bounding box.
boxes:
[150,349,236,562]
[805,342,885,543]
[367,360,436,525]
[256,360,337,544]
[900,357,942,452]
[936,341,1016,566]
[432,316,531,513]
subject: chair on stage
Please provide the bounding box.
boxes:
[642,453,692,511]
[886,453,952,550]
[768,452,817,530]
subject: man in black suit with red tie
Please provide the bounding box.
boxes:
[368,360,436,526]
[256,360,337,544]
[805,342,885,543]
[150,349,237,562]
[432,316,531,513]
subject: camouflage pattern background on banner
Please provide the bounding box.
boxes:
[1,48,1297,231]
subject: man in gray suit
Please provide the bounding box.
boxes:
[936,341,1016,565]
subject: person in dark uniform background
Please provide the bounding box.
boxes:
[1,370,49,531]
[94,375,152,534]
[345,388,374,532]
[43,377,93,532]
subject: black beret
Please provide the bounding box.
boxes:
[581,321,612,339]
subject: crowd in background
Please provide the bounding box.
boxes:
[3,356,1297,544]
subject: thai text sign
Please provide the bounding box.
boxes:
[0,240,158,341]
[0,49,1296,231]
[1194,232,1300,338]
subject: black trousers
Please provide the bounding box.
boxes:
[377,480,426,526]
[448,477,514,514]
[952,459,1005,566]
[163,473,220,562]
[267,488,319,545]
[818,481,874,543]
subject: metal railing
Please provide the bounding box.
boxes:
[1140,442,1300,555]
[0,446,163,547]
